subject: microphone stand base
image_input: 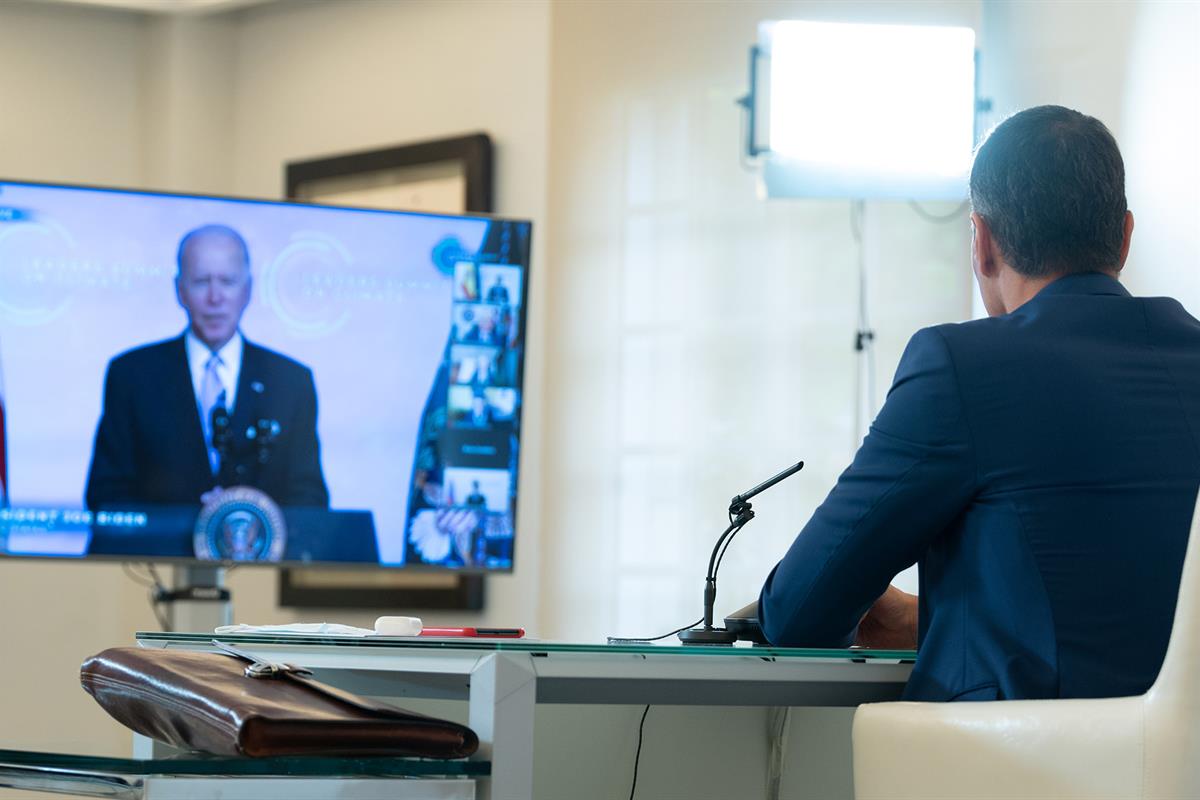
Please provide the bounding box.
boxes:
[678,627,739,645]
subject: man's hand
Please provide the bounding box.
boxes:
[855,585,919,650]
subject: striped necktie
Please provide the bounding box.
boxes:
[199,353,225,476]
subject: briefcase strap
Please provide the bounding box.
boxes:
[210,640,435,720]
[211,640,312,679]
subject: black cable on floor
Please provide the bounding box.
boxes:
[123,562,172,632]
[629,704,651,800]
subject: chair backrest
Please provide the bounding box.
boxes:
[1142,487,1200,797]
[1148,488,1200,697]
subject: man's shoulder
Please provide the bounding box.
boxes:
[892,319,1031,387]
[924,315,1014,341]
[899,319,1002,358]
[244,340,314,380]
[910,316,1029,357]
[108,336,183,372]
[926,295,1200,353]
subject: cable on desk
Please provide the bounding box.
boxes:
[121,562,156,588]
[606,618,703,644]
[629,704,651,800]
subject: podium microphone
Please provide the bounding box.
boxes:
[211,396,233,482]
[678,461,804,645]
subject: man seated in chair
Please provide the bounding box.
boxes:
[759,105,1200,702]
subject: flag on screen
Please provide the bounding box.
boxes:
[0,343,7,506]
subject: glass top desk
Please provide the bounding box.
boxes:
[135,633,915,800]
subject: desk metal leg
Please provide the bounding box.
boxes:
[469,652,536,800]
[132,734,156,760]
[133,734,188,760]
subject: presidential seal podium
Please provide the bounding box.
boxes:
[87,499,377,565]
[86,488,378,632]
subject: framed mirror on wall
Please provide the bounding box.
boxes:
[279,133,493,611]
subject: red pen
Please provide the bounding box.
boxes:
[419,627,525,638]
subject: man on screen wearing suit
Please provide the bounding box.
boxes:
[85,224,329,510]
[759,106,1200,702]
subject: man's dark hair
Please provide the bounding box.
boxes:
[969,105,1127,278]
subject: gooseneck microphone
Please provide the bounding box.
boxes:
[678,461,804,645]
[728,461,806,515]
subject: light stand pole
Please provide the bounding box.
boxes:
[851,199,878,451]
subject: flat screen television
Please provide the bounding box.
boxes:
[0,180,531,571]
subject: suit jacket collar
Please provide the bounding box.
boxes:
[229,340,264,436]
[167,334,214,486]
[1032,271,1129,300]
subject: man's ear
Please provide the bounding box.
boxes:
[971,212,1000,278]
[1117,210,1135,270]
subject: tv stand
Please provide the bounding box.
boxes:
[161,565,232,632]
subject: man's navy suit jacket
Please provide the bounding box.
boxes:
[760,272,1200,701]
[85,334,329,509]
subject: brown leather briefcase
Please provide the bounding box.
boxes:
[80,642,479,758]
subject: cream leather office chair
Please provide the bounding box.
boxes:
[853,490,1200,800]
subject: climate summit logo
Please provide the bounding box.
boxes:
[259,232,464,338]
[0,216,78,327]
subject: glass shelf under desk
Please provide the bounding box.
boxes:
[0,748,486,799]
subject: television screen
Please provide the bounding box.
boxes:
[0,180,530,571]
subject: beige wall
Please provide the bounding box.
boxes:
[0,1,1197,797]
[978,0,1200,311]
[0,1,165,760]
[1119,1,1200,305]
[0,2,147,187]
[141,13,238,192]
